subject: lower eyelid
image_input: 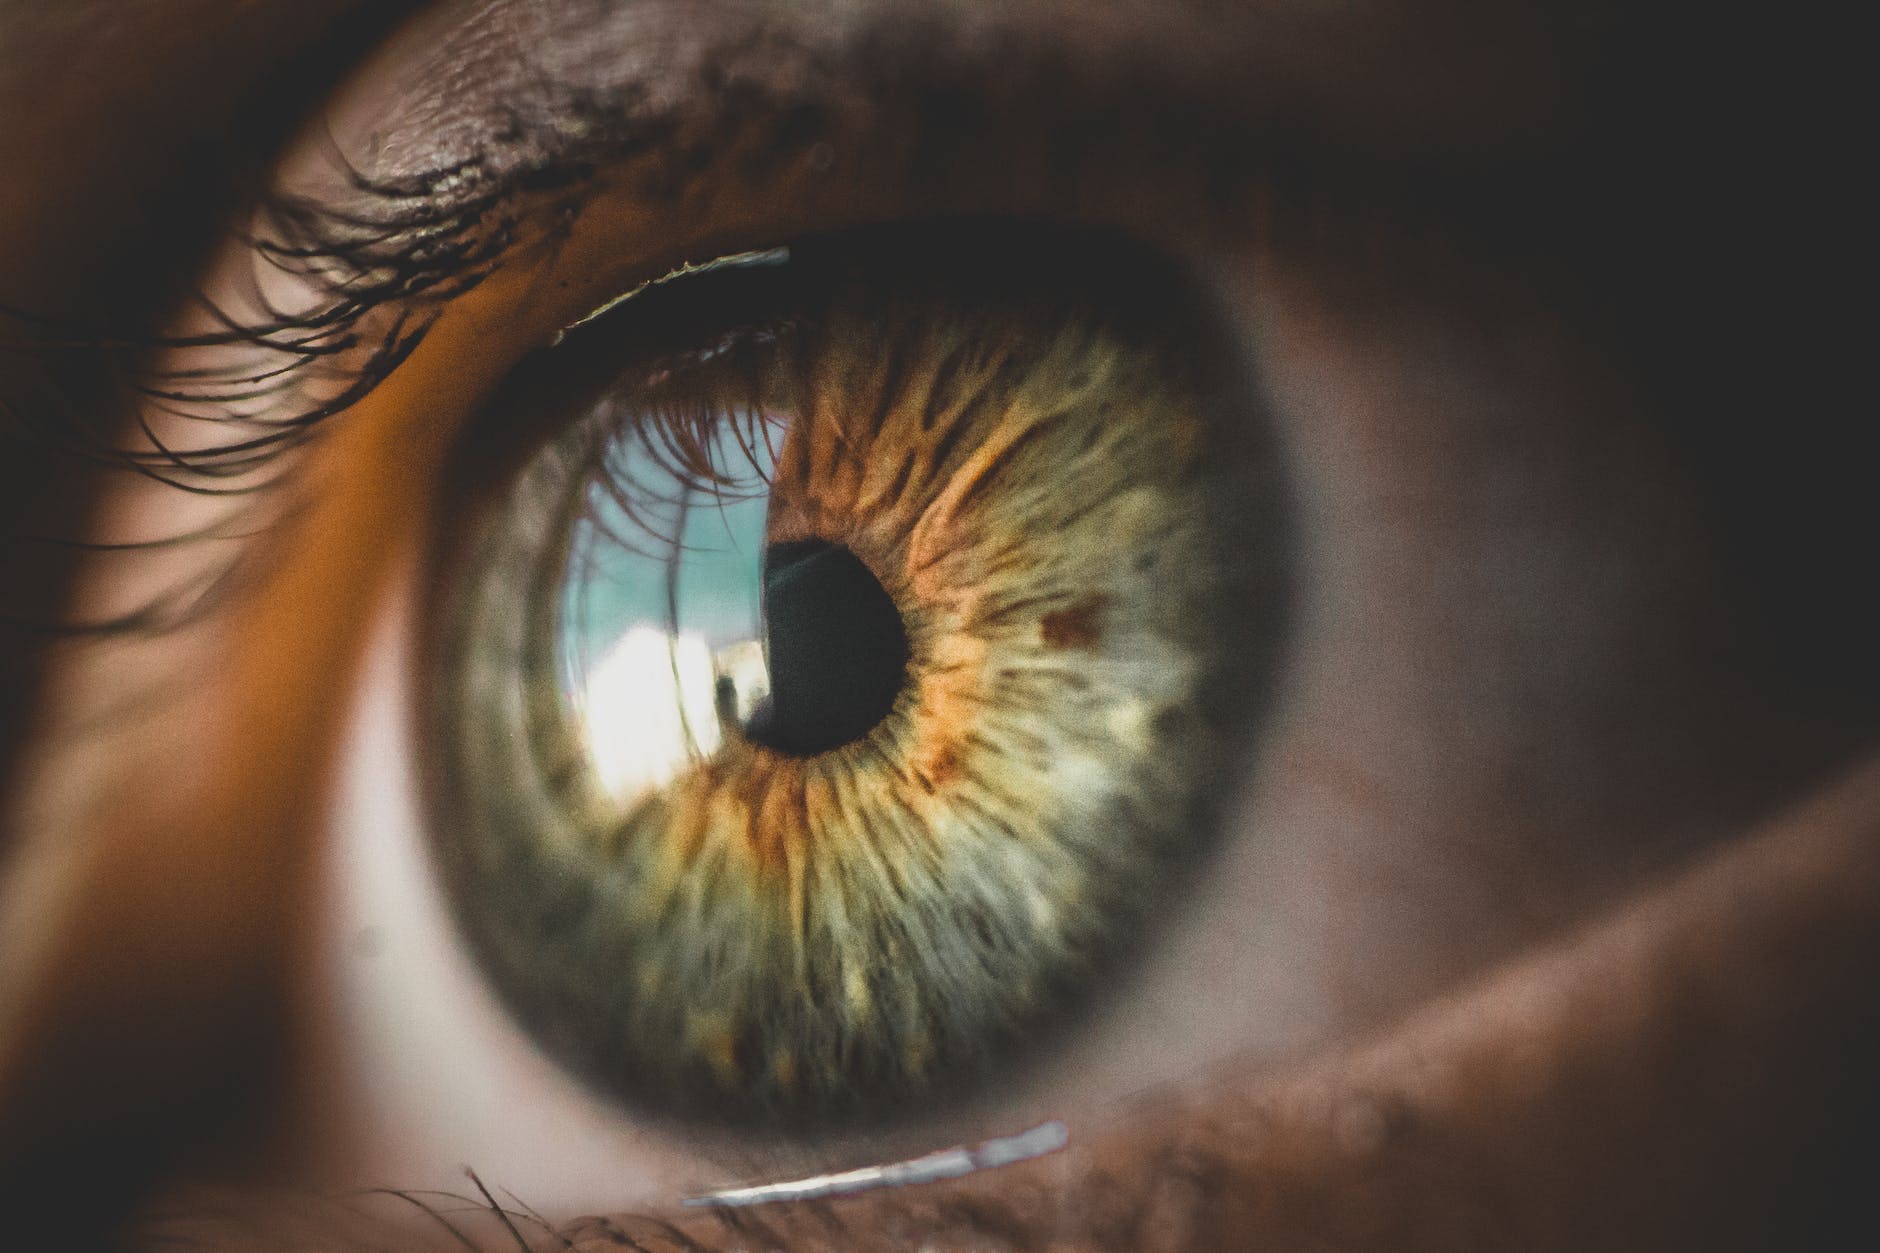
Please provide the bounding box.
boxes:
[268,737,1880,1249]
[749,753,1880,1252]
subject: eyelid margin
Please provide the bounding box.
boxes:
[616,753,1880,1250]
[160,752,1878,1250]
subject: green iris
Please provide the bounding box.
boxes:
[427,223,1291,1128]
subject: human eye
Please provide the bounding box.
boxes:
[2,2,1876,1251]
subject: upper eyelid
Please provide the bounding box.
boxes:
[36,0,1575,478]
[16,14,1236,506]
[5,0,1562,644]
[373,0,1573,179]
[0,0,1602,599]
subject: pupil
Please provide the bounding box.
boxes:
[743,540,909,756]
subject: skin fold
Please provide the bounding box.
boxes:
[0,1,1872,1248]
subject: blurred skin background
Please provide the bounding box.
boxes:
[0,1,1873,1249]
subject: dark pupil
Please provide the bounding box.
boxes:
[742,539,909,756]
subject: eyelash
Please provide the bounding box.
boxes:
[0,67,1242,1239]
[3,22,1345,645]
[5,45,1018,642]
[0,124,619,639]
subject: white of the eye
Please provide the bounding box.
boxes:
[301,575,703,1212]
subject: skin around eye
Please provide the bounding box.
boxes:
[267,154,1847,1229]
[425,224,1289,1128]
[3,0,1875,1247]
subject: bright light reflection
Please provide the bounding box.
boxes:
[562,410,781,805]
[578,627,772,806]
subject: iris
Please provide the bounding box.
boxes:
[427,223,1291,1127]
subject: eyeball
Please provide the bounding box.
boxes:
[421,221,1293,1130]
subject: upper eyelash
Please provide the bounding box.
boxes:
[0,177,495,636]
[0,115,634,638]
[0,13,1308,642]
[5,163,518,491]
[0,61,849,640]
[1,0,1309,504]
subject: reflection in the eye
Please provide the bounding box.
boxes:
[566,419,775,805]
[580,628,742,803]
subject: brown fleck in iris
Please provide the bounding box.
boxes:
[1041,594,1108,651]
